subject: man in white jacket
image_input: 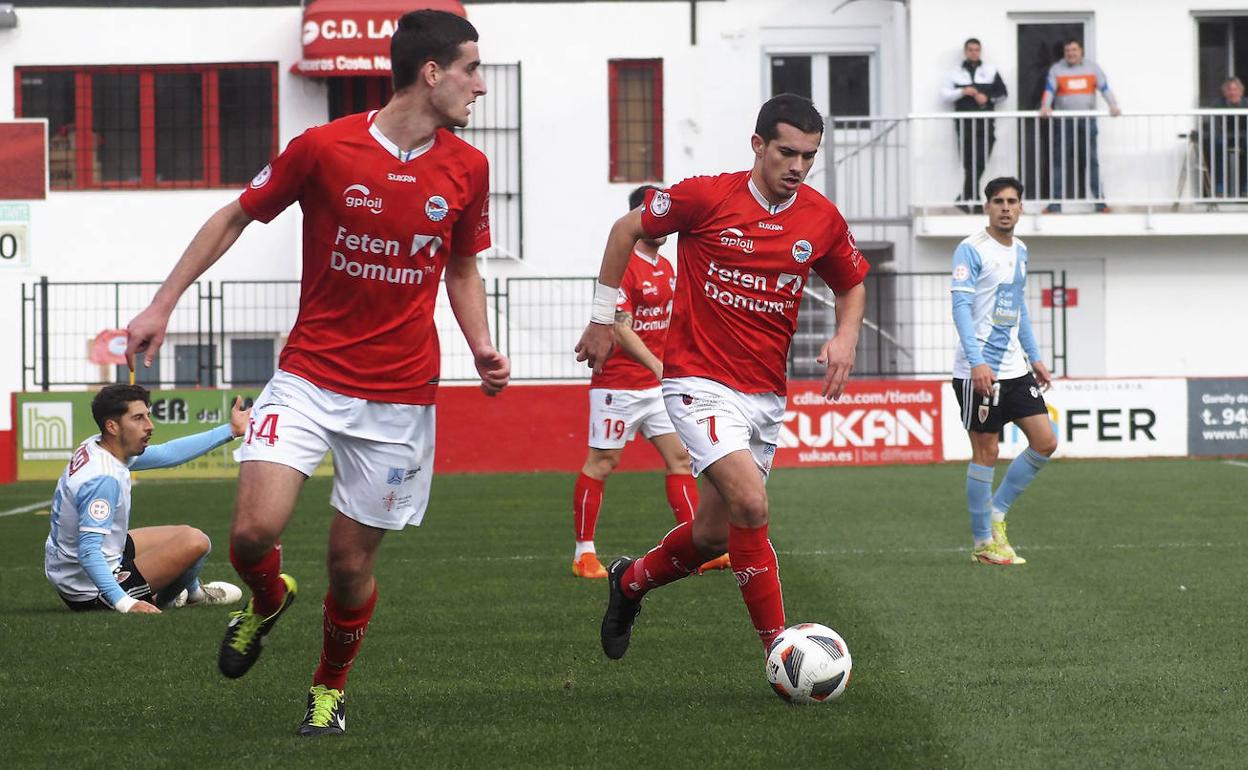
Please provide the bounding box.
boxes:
[943,38,1008,212]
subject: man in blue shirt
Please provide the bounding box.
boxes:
[44,384,247,613]
[950,177,1058,565]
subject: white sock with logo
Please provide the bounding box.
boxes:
[575,540,596,559]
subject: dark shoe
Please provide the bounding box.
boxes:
[298,685,346,737]
[601,557,643,660]
[1044,203,1061,214]
[217,573,297,679]
[1096,203,1111,213]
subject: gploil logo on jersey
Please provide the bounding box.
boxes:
[719,228,756,254]
[343,184,384,214]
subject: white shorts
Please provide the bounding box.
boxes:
[587,386,675,450]
[235,370,436,530]
[661,376,785,480]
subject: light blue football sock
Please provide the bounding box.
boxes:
[967,463,995,542]
[991,447,1049,515]
[157,549,209,608]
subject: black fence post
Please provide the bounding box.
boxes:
[39,276,49,392]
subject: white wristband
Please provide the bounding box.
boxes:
[590,281,618,325]
[113,594,138,614]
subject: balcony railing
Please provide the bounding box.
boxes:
[828,110,1248,220]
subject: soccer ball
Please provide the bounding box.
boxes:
[765,623,852,704]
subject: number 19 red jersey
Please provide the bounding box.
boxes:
[640,171,869,396]
[590,250,675,390]
[238,111,491,405]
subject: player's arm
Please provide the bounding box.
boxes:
[130,397,248,471]
[1039,68,1057,116]
[613,310,663,379]
[1017,304,1052,390]
[575,208,649,375]
[817,282,866,401]
[445,250,509,396]
[1097,65,1122,116]
[126,201,254,370]
[73,477,158,614]
[950,243,993,396]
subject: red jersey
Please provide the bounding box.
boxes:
[640,171,868,396]
[591,250,676,390]
[238,111,490,404]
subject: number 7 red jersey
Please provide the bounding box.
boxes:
[238,111,491,405]
[640,171,868,396]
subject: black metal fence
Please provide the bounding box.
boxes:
[20,272,1066,390]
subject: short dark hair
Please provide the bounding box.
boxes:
[391,10,479,92]
[92,384,150,432]
[629,185,660,211]
[755,93,824,142]
[964,37,981,48]
[1064,38,1083,50]
[984,176,1024,200]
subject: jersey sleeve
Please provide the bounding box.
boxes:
[616,263,637,316]
[130,423,234,471]
[950,241,981,293]
[451,153,492,257]
[811,212,870,293]
[639,176,712,240]
[237,129,318,224]
[73,474,121,536]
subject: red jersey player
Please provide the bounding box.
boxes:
[125,11,507,736]
[571,185,721,580]
[575,94,869,662]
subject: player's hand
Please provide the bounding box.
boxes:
[1039,105,1053,118]
[228,396,250,437]
[126,304,173,372]
[1109,105,1122,117]
[574,323,616,376]
[974,92,988,106]
[475,347,510,397]
[961,86,977,97]
[129,600,161,614]
[1032,361,1053,391]
[971,363,995,397]
[816,335,857,401]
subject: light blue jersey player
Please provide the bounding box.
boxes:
[44,384,248,613]
[949,177,1058,566]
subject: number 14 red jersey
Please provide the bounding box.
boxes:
[640,171,868,396]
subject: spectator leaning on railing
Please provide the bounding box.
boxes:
[1039,39,1121,213]
[942,37,1008,213]
[1205,77,1248,198]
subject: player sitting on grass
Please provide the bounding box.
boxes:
[44,384,246,613]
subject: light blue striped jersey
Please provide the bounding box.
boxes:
[44,436,132,600]
[950,229,1031,379]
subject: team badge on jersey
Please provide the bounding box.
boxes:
[88,498,111,522]
[953,265,970,281]
[649,191,671,217]
[250,164,272,189]
[792,239,813,264]
[425,195,449,222]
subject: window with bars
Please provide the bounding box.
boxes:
[17,63,277,190]
[609,59,663,183]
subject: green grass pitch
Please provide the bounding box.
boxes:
[2,458,1246,768]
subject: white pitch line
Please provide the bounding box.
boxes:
[0,499,52,518]
[1223,460,1248,469]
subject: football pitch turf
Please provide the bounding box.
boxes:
[2,458,1246,769]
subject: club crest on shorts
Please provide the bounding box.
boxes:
[386,468,404,486]
[605,393,613,405]
[115,570,131,583]
[681,394,694,406]
[978,404,990,423]
[1030,386,1039,398]
[425,195,449,222]
[792,239,813,263]
[382,491,397,511]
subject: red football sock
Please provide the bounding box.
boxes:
[313,584,379,692]
[230,540,286,617]
[664,474,698,524]
[622,521,701,599]
[573,473,604,543]
[728,523,786,650]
